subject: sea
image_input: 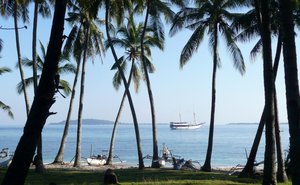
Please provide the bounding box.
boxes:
[0,123,290,168]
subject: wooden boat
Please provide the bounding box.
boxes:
[170,112,205,130]
[170,121,204,129]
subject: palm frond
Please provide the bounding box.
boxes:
[112,70,122,91]
[180,25,206,68]
[63,25,79,57]
[0,101,14,119]
[131,62,141,93]
[142,55,155,73]
[20,57,33,67]
[112,57,127,90]
[208,30,221,68]
[250,39,262,62]
[59,79,72,97]
[220,21,245,75]
[0,38,2,52]
[58,63,76,74]
[16,76,35,94]
[39,40,47,60]
[0,67,11,75]
[38,0,52,18]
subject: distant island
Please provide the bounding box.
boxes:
[49,119,118,125]
[227,123,258,125]
[227,122,288,125]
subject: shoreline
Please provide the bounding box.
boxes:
[37,162,244,174]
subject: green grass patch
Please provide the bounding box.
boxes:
[0,168,292,185]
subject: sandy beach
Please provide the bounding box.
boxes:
[39,162,135,171]
[39,162,241,174]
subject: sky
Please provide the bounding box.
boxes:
[0,4,298,126]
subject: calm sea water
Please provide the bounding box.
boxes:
[0,123,290,167]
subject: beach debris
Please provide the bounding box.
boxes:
[103,168,119,185]
[181,160,200,171]
[0,148,13,167]
[172,157,185,170]
[143,143,174,167]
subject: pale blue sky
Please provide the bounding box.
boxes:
[0,5,297,126]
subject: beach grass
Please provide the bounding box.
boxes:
[0,168,292,185]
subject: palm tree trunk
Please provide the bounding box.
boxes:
[260,1,277,184]
[1,1,67,184]
[32,1,45,173]
[74,28,90,168]
[202,27,218,172]
[32,2,38,90]
[105,0,144,169]
[141,3,159,168]
[273,32,288,183]
[274,88,288,182]
[106,61,135,165]
[239,110,265,178]
[14,1,30,116]
[278,1,300,184]
[239,31,283,179]
[34,136,45,173]
[54,59,81,164]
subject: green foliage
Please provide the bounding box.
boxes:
[16,42,75,96]
[108,12,163,93]
[170,0,246,74]
[0,101,14,119]
[0,64,13,119]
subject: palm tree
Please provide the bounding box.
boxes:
[53,25,84,164]
[105,13,163,165]
[232,1,287,181]
[170,0,245,172]
[1,1,68,184]
[255,0,277,184]
[278,0,300,184]
[0,65,14,119]
[138,0,184,168]
[105,0,145,169]
[7,0,31,115]
[65,1,105,167]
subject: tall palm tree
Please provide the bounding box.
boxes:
[1,1,68,184]
[105,14,163,165]
[53,25,83,164]
[233,1,287,181]
[170,0,245,172]
[3,0,30,115]
[257,0,277,184]
[105,0,145,169]
[138,0,184,168]
[278,0,300,184]
[65,1,105,167]
[0,65,14,119]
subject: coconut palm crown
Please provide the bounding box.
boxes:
[16,41,76,97]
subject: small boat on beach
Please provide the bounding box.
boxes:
[87,155,107,166]
[170,122,205,130]
[86,147,125,166]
